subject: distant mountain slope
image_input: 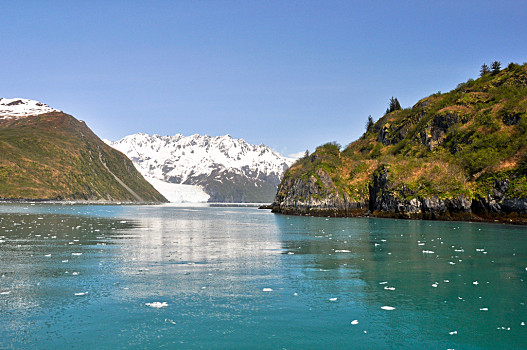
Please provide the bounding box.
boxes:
[272,63,527,223]
[0,98,167,202]
[106,133,294,203]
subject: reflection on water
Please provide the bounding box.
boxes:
[0,204,526,349]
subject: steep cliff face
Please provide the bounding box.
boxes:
[272,63,527,224]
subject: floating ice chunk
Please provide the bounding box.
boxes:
[146,301,168,308]
[262,288,273,292]
[449,331,457,335]
[422,250,435,254]
[384,286,395,291]
[74,292,88,296]
[351,320,359,325]
[381,306,395,310]
[165,318,176,325]
[480,307,488,311]
[335,250,351,253]
[329,297,338,301]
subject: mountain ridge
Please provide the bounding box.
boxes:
[106,132,294,203]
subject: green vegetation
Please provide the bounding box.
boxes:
[0,112,167,202]
[280,62,527,206]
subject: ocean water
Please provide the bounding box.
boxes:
[0,203,526,349]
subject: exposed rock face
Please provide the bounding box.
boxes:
[272,166,527,223]
[272,168,368,217]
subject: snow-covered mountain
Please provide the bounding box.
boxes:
[105,133,295,203]
[0,98,60,119]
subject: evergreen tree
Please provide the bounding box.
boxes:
[365,115,374,132]
[491,61,501,75]
[480,63,490,76]
[386,97,402,114]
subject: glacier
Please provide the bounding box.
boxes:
[106,133,294,203]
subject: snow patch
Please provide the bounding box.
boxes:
[0,98,60,118]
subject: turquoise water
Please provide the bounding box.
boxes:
[0,203,526,349]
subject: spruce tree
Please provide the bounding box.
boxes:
[491,61,501,75]
[365,115,374,132]
[480,63,490,76]
[386,97,402,114]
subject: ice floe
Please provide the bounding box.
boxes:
[146,301,168,308]
[165,318,176,325]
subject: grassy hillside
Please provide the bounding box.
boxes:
[275,63,527,222]
[0,112,167,202]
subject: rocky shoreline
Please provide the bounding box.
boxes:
[270,168,527,225]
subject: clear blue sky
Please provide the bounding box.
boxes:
[2,1,526,157]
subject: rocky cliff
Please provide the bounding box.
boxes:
[272,63,527,224]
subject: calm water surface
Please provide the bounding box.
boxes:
[0,203,526,349]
